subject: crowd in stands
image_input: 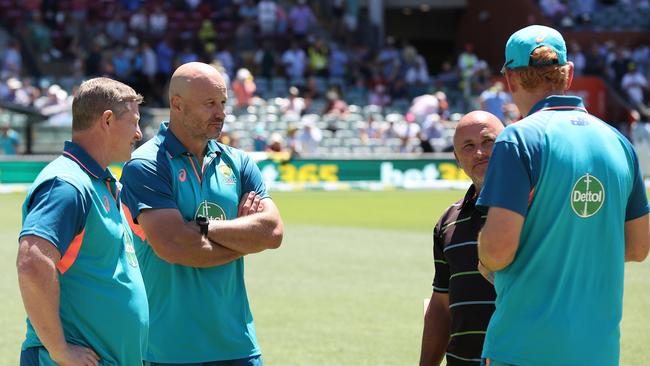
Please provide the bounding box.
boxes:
[0,0,648,155]
[540,0,650,30]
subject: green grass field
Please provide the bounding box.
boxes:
[1,190,649,365]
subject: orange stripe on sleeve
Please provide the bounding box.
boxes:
[122,203,146,241]
[528,187,536,207]
[56,230,85,274]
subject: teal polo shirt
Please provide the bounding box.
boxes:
[477,96,649,366]
[120,122,269,363]
[20,141,149,365]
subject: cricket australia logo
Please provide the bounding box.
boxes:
[218,163,237,185]
[122,224,138,267]
[570,173,605,218]
[194,200,227,221]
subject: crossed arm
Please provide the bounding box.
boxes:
[137,192,284,267]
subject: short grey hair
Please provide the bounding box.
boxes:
[72,77,143,132]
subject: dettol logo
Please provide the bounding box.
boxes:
[570,174,605,218]
[194,200,227,221]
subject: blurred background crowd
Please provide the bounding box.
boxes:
[0,0,648,157]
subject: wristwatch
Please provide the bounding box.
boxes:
[196,215,209,236]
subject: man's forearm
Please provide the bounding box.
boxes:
[155,221,244,267]
[206,211,283,254]
[420,297,450,366]
[17,246,68,358]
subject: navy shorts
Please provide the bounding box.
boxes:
[20,347,43,366]
[145,355,262,366]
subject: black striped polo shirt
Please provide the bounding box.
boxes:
[432,185,496,365]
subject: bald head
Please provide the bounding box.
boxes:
[168,62,229,143]
[453,110,504,190]
[454,111,503,147]
[169,62,226,101]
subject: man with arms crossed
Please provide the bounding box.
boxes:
[477,25,649,366]
[17,77,148,365]
[420,111,503,366]
[121,62,283,366]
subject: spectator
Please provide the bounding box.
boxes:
[176,46,199,66]
[368,84,391,108]
[0,121,20,155]
[404,53,431,98]
[479,81,512,124]
[216,45,236,80]
[3,78,32,106]
[583,43,606,76]
[609,46,631,84]
[27,12,53,61]
[129,7,148,33]
[149,5,168,37]
[141,41,157,83]
[621,63,648,107]
[111,46,133,80]
[458,43,478,101]
[328,42,349,82]
[435,61,460,93]
[282,42,307,80]
[198,20,217,47]
[358,115,382,144]
[286,124,301,155]
[296,119,322,154]
[376,36,401,83]
[322,89,348,117]
[238,0,258,22]
[266,132,286,153]
[289,0,317,39]
[156,37,175,76]
[1,41,22,79]
[307,38,329,77]
[276,3,289,34]
[280,86,307,116]
[255,42,276,79]
[106,13,128,45]
[258,0,278,35]
[232,68,257,110]
[408,94,439,124]
[568,42,586,76]
[435,91,451,120]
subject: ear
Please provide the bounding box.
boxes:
[170,95,182,112]
[565,61,575,91]
[100,110,113,132]
[504,69,517,93]
[453,150,461,167]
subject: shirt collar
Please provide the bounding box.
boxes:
[158,121,222,158]
[460,184,478,210]
[62,141,114,181]
[528,95,587,116]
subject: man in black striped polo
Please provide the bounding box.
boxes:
[420,111,504,366]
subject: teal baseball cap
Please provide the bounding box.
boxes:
[502,25,567,72]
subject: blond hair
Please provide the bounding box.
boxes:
[512,46,571,92]
[72,77,143,132]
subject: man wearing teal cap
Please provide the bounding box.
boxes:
[476,25,649,366]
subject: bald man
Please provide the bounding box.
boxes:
[419,111,503,366]
[120,62,283,366]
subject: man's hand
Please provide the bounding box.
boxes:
[51,343,100,366]
[238,192,264,217]
[478,261,495,285]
